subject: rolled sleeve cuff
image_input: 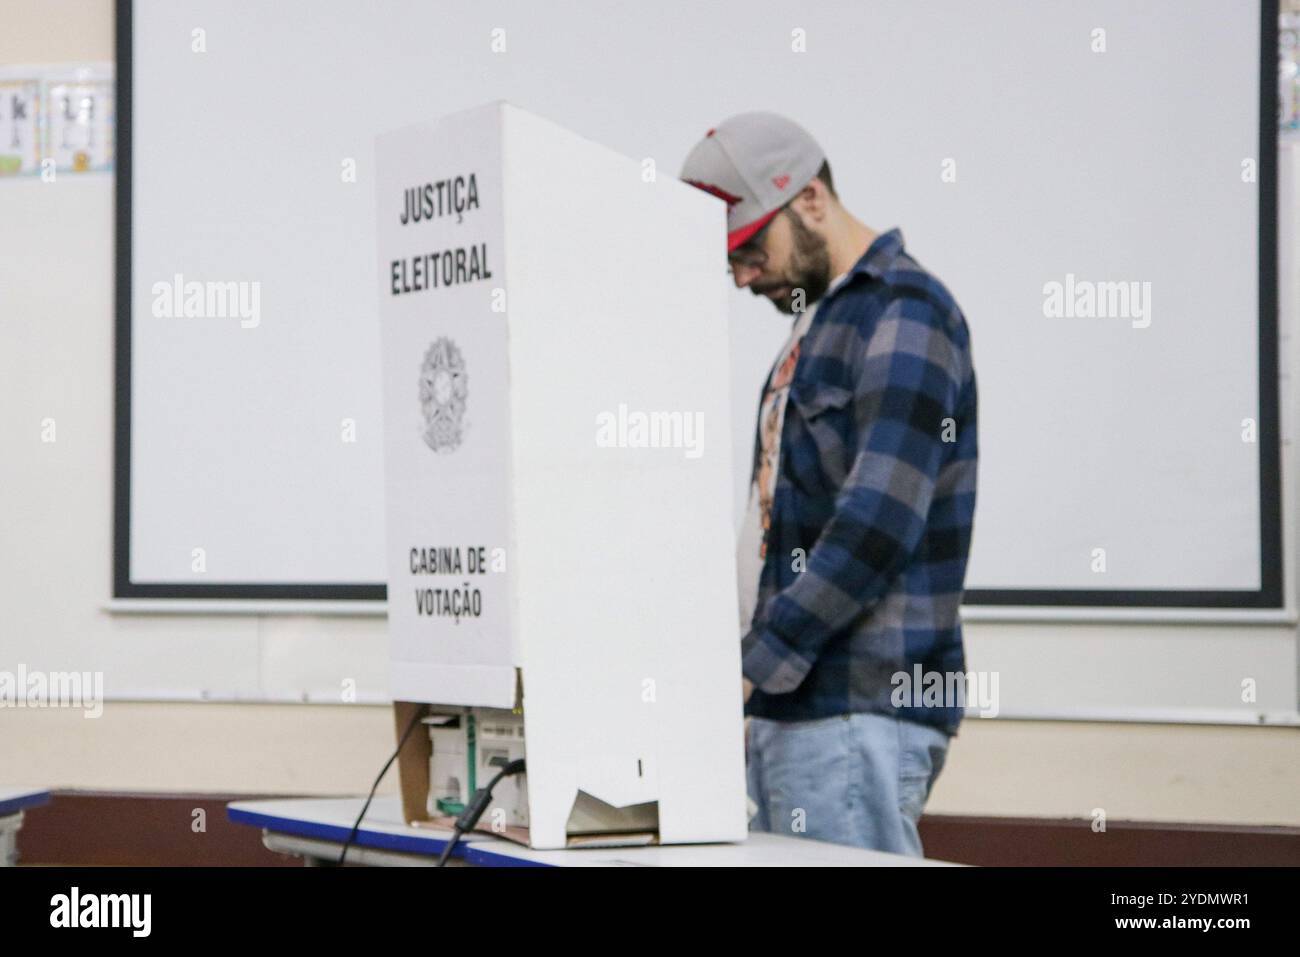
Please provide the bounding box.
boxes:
[740,626,814,695]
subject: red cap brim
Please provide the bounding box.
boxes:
[727,208,781,253]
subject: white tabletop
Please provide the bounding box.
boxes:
[228,796,956,867]
[228,796,488,859]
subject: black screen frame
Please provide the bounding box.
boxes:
[113,0,1283,607]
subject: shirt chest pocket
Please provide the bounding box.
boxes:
[787,382,856,490]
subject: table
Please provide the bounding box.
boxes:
[0,788,51,867]
[228,796,956,867]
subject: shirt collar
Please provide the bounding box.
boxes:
[848,227,905,281]
[803,229,905,319]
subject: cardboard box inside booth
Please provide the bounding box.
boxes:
[377,103,748,849]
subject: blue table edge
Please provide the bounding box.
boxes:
[0,790,51,818]
[226,802,552,867]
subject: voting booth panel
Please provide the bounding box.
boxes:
[375,103,746,849]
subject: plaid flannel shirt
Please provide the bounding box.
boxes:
[741,228,977,735]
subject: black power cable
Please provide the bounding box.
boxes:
[338,705,426,865]
[435,758,527,867]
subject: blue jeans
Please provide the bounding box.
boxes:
[746,712,950,856]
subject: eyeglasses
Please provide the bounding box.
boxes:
[727,212,779,273]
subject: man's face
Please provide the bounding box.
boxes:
[729,207,832,315]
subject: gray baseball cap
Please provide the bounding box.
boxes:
[680,112,826,253]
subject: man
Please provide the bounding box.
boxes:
[681,113,977,856]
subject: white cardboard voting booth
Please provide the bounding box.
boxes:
[374,102,747,849]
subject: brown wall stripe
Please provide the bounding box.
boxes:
[15,791,1300,866]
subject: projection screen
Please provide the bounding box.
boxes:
[115,0,1281,608]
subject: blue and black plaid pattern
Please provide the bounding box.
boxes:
[741,228,977,735]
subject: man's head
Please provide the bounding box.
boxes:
[680,112,840,314]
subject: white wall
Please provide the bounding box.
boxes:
[2,0,1298,829]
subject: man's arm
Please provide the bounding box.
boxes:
[740,292,966,695]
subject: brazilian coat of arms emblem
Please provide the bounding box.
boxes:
[419,337,467,452]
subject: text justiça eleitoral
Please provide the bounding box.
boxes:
[389,172,493,296]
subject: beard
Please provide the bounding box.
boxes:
[752,208,833,315]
